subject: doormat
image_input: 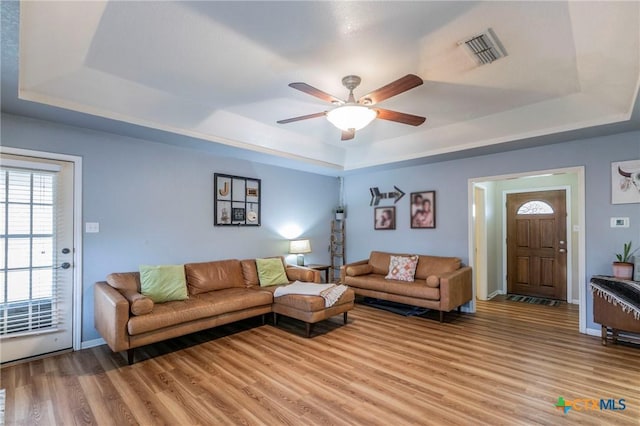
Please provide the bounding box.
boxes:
[361,297,429,316]
[506,294,562,307]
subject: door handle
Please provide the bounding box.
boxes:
[55,262,71,269]
[558,249,566,253]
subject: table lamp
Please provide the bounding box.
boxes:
[289,239,311,266]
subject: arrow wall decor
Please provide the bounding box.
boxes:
[369,186,406,206]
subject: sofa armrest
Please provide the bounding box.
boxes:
[340,259,369,283]
[439,266,473,312]
[94,281,131,352]
[286,265,321,283]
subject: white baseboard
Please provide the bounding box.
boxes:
[585,327,601,337]
[571,299,580,305]
[487,290,503,300]
[585,326,639,342]
[81,337,105,350]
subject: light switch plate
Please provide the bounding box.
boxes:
[85,222,100,233]
[610,217,629,228]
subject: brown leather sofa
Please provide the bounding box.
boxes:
[340,251,472,322]
[94,257,320,364]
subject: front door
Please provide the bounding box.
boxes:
[1,154,75,363]
[506,190,567,300]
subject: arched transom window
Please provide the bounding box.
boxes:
[517,200,554,215]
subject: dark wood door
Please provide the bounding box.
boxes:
[507,190,567,300]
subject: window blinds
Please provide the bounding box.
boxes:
[0,166,62,337]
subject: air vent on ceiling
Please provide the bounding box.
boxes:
[459,28,507,65]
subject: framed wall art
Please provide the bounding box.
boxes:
[410,191,436,229]
[214,173,261,226]
[374,206,396,230]
[612,159,640,204]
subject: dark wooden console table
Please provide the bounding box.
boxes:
[307,264,330,283]
[590,275,640,346]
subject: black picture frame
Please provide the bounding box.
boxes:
[374,206,396,230]
[232,208,245,221]
[214,173,261,226]
[410,191,436,229]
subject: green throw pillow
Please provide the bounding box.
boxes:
[139,264,188,303]
[256,258,289,287]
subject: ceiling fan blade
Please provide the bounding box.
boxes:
[341,129,355,141]
[359,74,423,105]
[277,111,327,124]
[374,108,426,126]
[289,82,345,104]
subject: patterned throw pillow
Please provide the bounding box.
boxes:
[385,255,419,282]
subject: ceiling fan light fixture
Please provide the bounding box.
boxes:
[326,105,377,131]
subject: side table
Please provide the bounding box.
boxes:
[590,275,640,345]
[306,264,330,283]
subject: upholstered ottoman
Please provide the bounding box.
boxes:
[272,287,355,337]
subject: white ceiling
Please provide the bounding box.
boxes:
[8,1,640,171]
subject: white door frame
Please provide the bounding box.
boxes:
[0,146,83,351]
[474,185,488,300]
[468,166,587,334]
[502,186,572,302]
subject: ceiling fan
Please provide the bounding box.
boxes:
[277,74,426,141]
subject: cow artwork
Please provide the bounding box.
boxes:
[612,160,640,204]
[618,167,640,192]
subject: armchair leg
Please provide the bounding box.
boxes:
[343,311,348,324]
[273,312,278,325]
[305,323,313,338]
[601,325,608,346]
[127,348,134,365]
[439,311,444,323]
[261,314,266,325]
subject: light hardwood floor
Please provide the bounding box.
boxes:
[2,298,639,425]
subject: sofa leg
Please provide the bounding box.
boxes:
[305,322,312,338]
[343,311,348,325]
[273,312,278,325]
[127,348,134,365]
[457,305,462,313]
[261,314,266,325]
[439,311,444,323]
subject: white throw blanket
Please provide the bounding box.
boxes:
[273,281,349,308]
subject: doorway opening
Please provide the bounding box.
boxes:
[468,167,586,333]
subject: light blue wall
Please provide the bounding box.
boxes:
[2,112,639,340]
[343,131,640,329]
[1,114,338,341]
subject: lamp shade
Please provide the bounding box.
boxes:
[326,105,377,131]
[289,239,311,254]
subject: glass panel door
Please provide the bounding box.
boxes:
[0,155,74,363]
